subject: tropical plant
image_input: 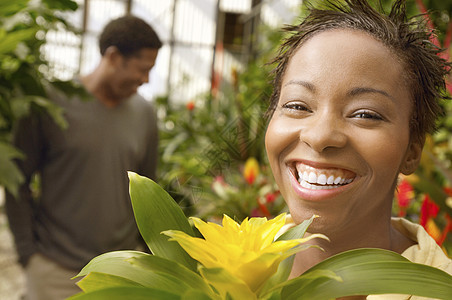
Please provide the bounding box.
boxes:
[157,0,452,254]
[69,173,452,299]
[155,23,280,219]
[0,0,80,197]
[194,157,286,221]
[392,0,452,256]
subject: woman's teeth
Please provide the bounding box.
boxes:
[297,170,354,190]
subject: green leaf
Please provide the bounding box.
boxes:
[276,214,317,241]
[162,132,189,161]
[0,141,24,197]
[10,97,32,120]
[67,286,181,300]
[259,215,319,296]
[76,272,144,292]
[127,253,214,296]
[281,248,452,300]
[50,80,91,101]
[199,267,257,300]
[412,170,452,216]
[263,269,341,300]
[9,95,68,129]
[75,250,191,295]
[30,96,68,129]
[181,289,213,300]
[128,172,197,271]
[0,28,37,54]
[0,0,29,17]
[42,0,79,11]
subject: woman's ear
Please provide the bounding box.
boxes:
[400,138,424,175]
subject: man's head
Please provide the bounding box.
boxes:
[269,0,450,144]
[99,15,162,58]
[96,15,162,103]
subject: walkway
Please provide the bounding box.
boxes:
[0,188,25,300]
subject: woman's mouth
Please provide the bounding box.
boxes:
[293,163,356,190]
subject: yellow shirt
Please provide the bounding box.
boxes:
[367,218,452,300]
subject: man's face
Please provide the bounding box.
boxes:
[265,29,421,233]
[110,48,158,101]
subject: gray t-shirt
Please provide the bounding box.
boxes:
[6,85,159,270]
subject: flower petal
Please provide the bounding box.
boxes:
[162,230,226,268]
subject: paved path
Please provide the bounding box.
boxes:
[0,188,25,300]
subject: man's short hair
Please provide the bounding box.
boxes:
[99,15,162,57]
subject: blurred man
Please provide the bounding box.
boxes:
[6,15,162,300]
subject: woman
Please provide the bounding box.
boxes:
[265,0,452,297]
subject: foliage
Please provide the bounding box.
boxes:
[392,0,452,256]
[155,23,282,220]
[417,0,452,43]
[0,0,79,196]
[70,173,452,300]
[194,158,286,220]
[157,0,452,256]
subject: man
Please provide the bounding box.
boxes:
[5,15,162,300]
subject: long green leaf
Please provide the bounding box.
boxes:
[127,253,214,296]
[281,248,452,300]
[0,141,24,197]
[76,272,144,292]
[75,250,191,295]
[128,172,197,271]
[263,269,342,300]
[67,286,180,300]
[181,289,213,300]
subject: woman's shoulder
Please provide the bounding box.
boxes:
[392,217,452,274]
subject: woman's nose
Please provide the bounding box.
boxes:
[299,111,347,153]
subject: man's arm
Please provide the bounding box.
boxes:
[5,114,44,267]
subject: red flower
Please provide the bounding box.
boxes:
[437,215,452,246]
[396,179,414,217]
[265,191,279,204]
[420,195,439,227]
[186,101,195,111]
[419,195,445,244]
[257,197,271,217]
[213,175,225,185]
[444,186,452,197]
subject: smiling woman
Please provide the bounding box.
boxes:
[265,0,452,298]
[267,29,416,229]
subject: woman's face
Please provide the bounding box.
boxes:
[265,29,422,231]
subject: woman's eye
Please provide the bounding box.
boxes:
[352,110,384,120]
[282,102,311,112]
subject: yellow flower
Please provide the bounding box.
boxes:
[163,213,324,296]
